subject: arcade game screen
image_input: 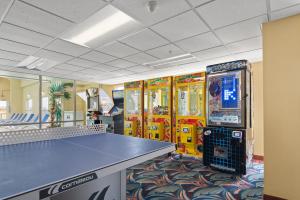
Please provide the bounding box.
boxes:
[125,90,141,115]
[149,88,169,115]
[207,71,242,126]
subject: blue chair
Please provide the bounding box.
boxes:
[9,113,16,120]
[25,114,35,123]
[42,114,49,123]
[19,114,28,122]
[11,113,20,121]
[33,116,39,123]
[15,114,23,121]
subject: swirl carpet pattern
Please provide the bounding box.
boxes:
[127,155,264,200]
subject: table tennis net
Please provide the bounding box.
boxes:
[0,124,106,146]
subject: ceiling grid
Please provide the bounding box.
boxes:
[0,0,299,83]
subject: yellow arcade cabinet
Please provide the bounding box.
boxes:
[174,72,206,157]
[147,76,172,142]
[124,81,144,138]
[144,81,148,139]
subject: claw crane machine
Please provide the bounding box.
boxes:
[204,60,253,174]
[124,81,144,138]
[174,72,206,157]
[144,81,148,138]
[147,77,172,142]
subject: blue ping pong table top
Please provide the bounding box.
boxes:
[0,133,174,199]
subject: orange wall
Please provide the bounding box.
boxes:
[252,62,264,156]
[263,14,300,199]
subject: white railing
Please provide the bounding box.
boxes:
[0,124,106,146]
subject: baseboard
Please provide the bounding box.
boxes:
[264,194,287,200]
[253,154,264,161]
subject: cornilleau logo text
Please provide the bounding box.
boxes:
[39,173,98,199]
[61,175,95,190]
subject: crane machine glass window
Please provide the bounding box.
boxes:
[182,127,189,133]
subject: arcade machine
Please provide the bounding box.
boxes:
[86,88,101,125]
[147,77,172,142]
[110,89,124,135]
[124,81,144,138]
[144,81,148,139]
[203,60,253,175]
[174,72,206,157]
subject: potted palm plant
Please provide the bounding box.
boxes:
[48,81,73,127]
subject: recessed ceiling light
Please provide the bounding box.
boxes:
[17,56,39,67]
[17,56,58,71]
[62,5,142,48]
[143,54,196,68]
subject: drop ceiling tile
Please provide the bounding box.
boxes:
[124,53,157,64]
[35,49,73,63]
[80,51,116,63]
[226,37,262,54]
[110,69,134,76]
[54,63,86,72]
[231,49,262,62]
[204,55,235,66]
[196,0,267,29]
[152,57,199,70]
[152,11,209,42]
[120,29,169,51]
[146,44,186,59]
[0,22,54,48]
[46,39,90,57]
[22,0,107,23]
[46,67,71,75]
[215,15,267,44]
[128,65,152,73]
[4,0,74,36]
[270,0,300,11]
[0,58,18,67]
[77,68,105,76]
[175,32,221,52]
[112,0,190,26]
[90,64,119,72]
[138,69,165,76]
[106,59,136,69]
[271,4,300,20]
[0,0,11,17]
[0,38,38,55]
[0,50,27,61]
[188,0,213,7]
[67,58,98,68]
[193,46,230,61]
[97,42,139,58]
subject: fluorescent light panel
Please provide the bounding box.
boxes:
[62,5,142,47]
[17,56,58,71]
[143,54,196,68]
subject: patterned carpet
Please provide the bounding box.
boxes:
[126,155,264,200]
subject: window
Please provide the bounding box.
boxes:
[0,71,99,131]
[0,100,8,120]
[25,98,33,113]
[42,97,48,111]
[42,96,49,116]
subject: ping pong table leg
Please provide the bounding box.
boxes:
[120,169,126,200]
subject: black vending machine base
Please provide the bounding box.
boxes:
[203,127,252,175]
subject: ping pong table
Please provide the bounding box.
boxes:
[0,127,175,200]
